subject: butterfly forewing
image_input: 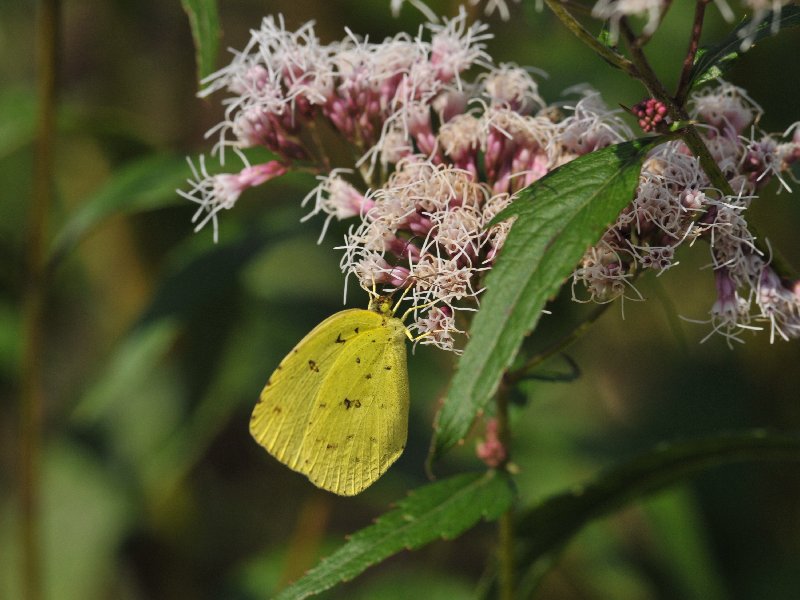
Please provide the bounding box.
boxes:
[250,309,385,471]
[303,316,409,495]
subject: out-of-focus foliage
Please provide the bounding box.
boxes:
[2,1,800,599]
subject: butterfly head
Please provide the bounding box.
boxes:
[368,295,395,317]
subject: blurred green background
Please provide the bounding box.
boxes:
[2,1,800,598]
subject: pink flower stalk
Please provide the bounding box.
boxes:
[179,158,287,242]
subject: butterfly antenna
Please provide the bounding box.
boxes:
[391,284,413,315]
[399,298,439,324]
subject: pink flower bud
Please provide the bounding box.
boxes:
[476,418,506,468]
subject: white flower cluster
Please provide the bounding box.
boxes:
[574,82,800,345]
[591,0,795,48]
[309,87,632,352]
[183,10,799,351]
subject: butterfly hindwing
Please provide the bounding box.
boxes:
[303,316,409,495]
[250,309,385,472]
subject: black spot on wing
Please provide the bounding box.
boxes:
[343,398,361,409]
[335,333,346,344]
[308,359,319,372]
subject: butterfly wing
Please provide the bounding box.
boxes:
[250,309,385,477]
[303,316,409,495]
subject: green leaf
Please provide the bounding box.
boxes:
[513,430,800,596]
[71,319,181,425]
[181,0,221,81]
[640,489,726,600]
[0,86,37,160]
[49,154,190,266]
[432,137,666,458]
[690,6,800,89]
[518,354,581,383]
[276,471,515,600]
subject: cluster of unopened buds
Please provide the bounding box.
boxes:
[180,7,800,350]
[631,98,670,134]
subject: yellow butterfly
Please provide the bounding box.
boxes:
[250,293,412,496]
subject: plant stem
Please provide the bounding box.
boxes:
[675,0,710,105]
[498,509,514,600]
[506,303,609,385]
[618,18,673,101]
[495,381,514,600]
[543,0,640,79]
[21,1,58,598]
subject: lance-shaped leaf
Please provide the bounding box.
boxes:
[275,470,514,600]
[433,137,666,458]
[689,6,800,90]
[513,430,800,596]
[181,0,221,81]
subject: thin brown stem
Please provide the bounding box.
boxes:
[543,0,640,79]
[619,18,673,101]
[21,1,59,599]
[506,302,610,385]
[675,0,710,106]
